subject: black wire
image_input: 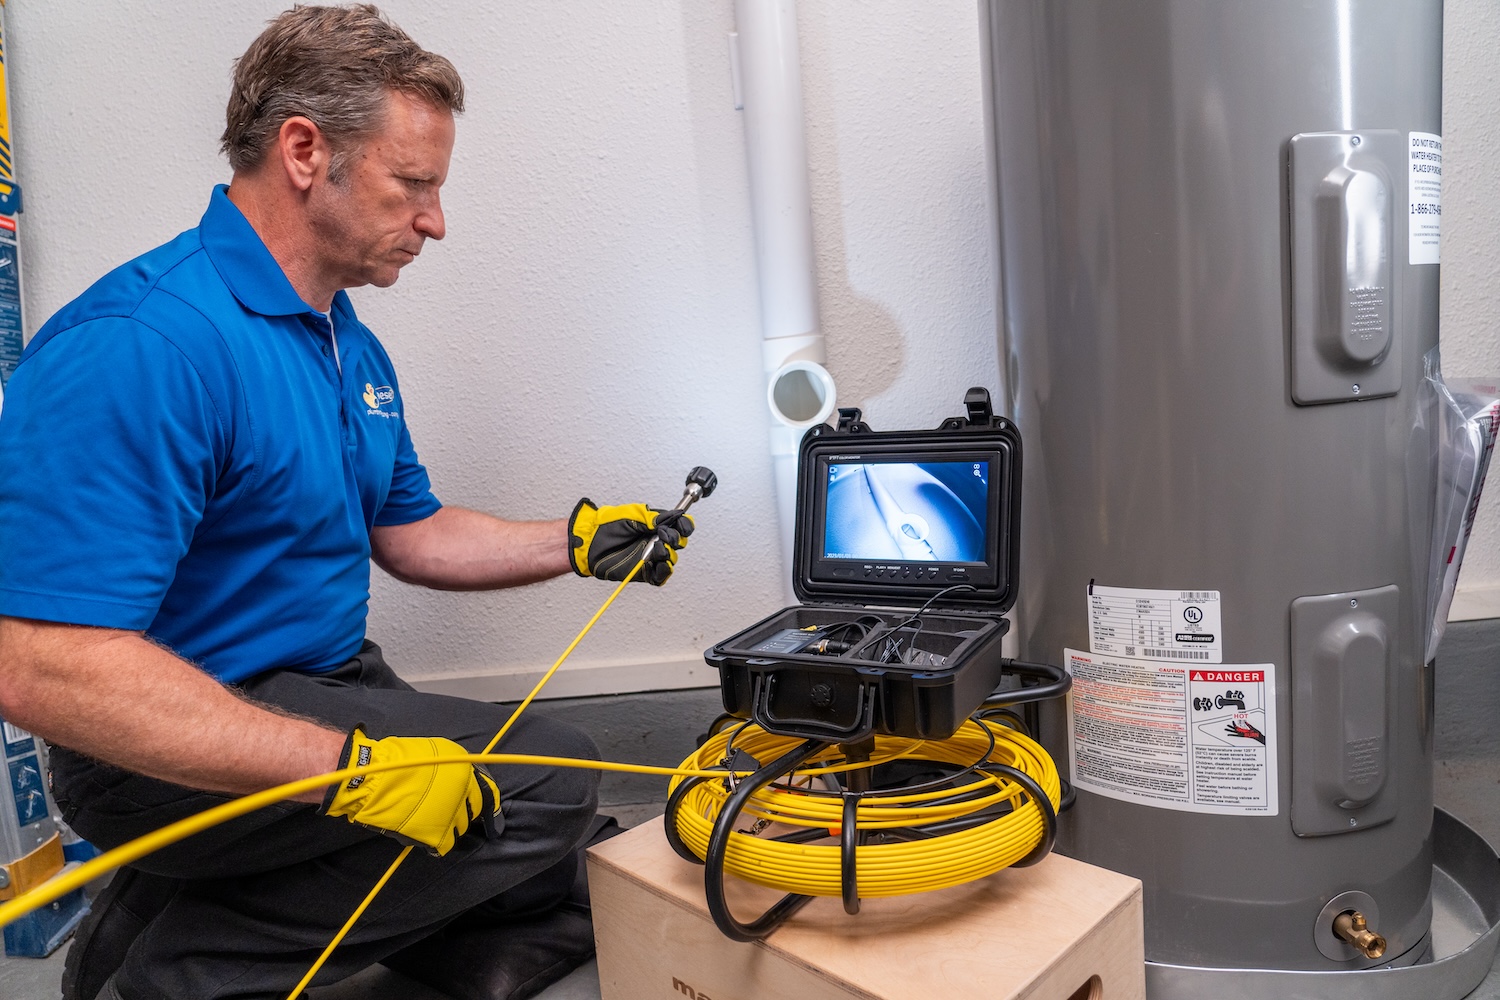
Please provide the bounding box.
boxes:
[810,618,873,652]
[795,614,885,656]
[870,583,978,664]
[975,706,1031,738]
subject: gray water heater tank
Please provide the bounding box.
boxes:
[980,0,1442,981]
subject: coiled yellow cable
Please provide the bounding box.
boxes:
[669,718,1061,898]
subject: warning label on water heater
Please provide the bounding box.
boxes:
[1409,132,1441,265]
[1087,584,1223,663]
[1066,649,1278,816]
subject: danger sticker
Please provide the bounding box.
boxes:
[1192,670,1263,683]
[1066,650,1278,816]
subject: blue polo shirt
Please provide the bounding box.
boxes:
[0,186,442,683]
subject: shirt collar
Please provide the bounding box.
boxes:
[329,290,356,328]
[198,184,317,318]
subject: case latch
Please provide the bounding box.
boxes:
[836,407,870,433]
[964,387,994,426]
[937,386,999,430]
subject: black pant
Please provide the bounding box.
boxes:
[50,641,601,999]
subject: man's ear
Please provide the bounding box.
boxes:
[276,115,329,192]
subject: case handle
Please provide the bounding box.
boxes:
[752,673,878,742]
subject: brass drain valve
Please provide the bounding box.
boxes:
[1332,909,1386,960]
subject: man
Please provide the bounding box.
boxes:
[0,6,690,999]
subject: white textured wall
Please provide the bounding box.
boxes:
[5,2,1494,695]
[1441,1,1500,618]
[4,1,996,692]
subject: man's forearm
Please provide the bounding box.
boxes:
[0,618,345,803]
[371,505,572,590]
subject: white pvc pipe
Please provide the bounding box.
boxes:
[732,0,835,595]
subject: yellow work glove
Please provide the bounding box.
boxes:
[320,727,502,856]
[568,499,694,586]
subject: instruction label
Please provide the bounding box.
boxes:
[1087,584,1222,663]
[1409,132,1442,265]
[1066,650,1278,816]
[7,753,46,827]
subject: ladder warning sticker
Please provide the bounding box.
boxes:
[1065,649,1278,816]
[1087,584,1223,663]
[0,223,20,385]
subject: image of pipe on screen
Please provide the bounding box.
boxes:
[823,461,988,562]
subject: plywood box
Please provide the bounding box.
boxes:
[588,816,1144,1000]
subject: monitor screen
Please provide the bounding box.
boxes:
[823,461,989,563]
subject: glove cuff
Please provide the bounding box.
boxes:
[321,724,369,815]
[567,497,596,577]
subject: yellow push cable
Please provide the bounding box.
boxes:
[0,753,741,931]
[286,559,646,997]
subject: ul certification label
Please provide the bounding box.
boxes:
[1066,650,1278,816]
[1087,584,1222,663]
[1409,132,1441,265]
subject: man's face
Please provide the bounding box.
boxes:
[307,90,455,292]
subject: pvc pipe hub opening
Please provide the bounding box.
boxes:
[768,360,836,429]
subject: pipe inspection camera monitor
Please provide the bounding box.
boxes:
[793,399,1019,608]
[708,389,1024,742]
[812,455,1001,591]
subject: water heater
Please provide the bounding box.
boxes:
[978,1,1483,995]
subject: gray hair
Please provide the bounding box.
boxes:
[221,4,464,180]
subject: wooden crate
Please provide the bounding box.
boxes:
[588,816,1144,1000]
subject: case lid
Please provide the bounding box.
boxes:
[791,387,1021,613]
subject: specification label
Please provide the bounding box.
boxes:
[1087,584,1223,663]
[1409,132,1442,265]
[1066,650,1278,816]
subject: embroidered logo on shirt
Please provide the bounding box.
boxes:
[363,383,399,419]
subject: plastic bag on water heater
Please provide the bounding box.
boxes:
[1423,347,1500,662]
